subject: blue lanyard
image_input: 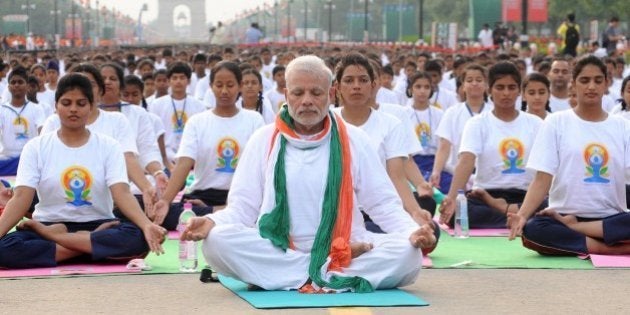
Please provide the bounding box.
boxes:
[465,102,485,117]
[2,101,29,123]
[171,96,187,129]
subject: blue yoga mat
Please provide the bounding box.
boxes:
[219,275,429,309]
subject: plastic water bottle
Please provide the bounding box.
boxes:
[178,202,198,272]
[454,189,470,238]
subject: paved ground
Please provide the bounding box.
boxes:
[2,268,627,314]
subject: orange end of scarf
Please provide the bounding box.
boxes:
[328,237,352,272]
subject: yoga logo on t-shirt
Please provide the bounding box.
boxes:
[415,122,432,148]
[171,110,188,134]
[61,166,93,206]
[215,137,240,173]
[583,143,610,183]
[499,138,526,174]
[12,117,29,140]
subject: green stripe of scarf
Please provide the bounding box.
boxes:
[258,109,373,293]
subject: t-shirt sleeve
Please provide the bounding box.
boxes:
[176,115,199,161]
[435,107,455,143]
[458,117,483,157]
[40,115,59,134]
[104,139,129,187]
[384,117,412,160]
[526,116,559,176]
[150,113,165,137]
[14,138,40,189]
[114,115,139,154]
[33,105,45,128]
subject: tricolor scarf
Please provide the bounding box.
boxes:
[258,107,373,293]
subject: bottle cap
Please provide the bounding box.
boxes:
[184,202,193,209]
[457,189,465,194]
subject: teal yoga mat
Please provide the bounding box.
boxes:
[218,275,429,309]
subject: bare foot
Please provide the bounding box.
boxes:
[94,220,120,232]
[538,209,578,227]
[468,189,513,214]
[350,242,374,258]
[18,221,68,241]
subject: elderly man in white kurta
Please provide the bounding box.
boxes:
[181,55,435,293]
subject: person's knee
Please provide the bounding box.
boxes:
[384,237,422,267]
[203,224,234,259]
[522,217,547,242]
[91,223,148,260]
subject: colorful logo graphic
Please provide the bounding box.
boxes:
[215,137,240,173]
[171,110,188,134]
[12,117,29,140]
[499,138,526,174]
[415,122,432,148]
[61,166,93,206]
[583,143,610,183]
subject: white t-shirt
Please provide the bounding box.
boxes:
[549,94,571,112]
[602,94,617,112]
[41,109,138,155]
[235,97,275,124]
[527,110,630,218]
[264,89,286,114]
[147,111,165,137]
[34,100,54,118]
[333,107,409,166]
[434,102,494,173]
[189,72,207,97]
[148,95,206,161]
[176,109,264,191]
[261,63,275,80]
[36,89,55,112]
[15,131,128,222]
[118,104,160,168]
[375,102,423,156]
[478,29,494,47]
[376,87,404,106]
[459,111,543,190]
[410,105,444,156]
[194,75,210,101]
[0,102,45,157]
[202,89,217,109]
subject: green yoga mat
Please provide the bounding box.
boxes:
[144,239,206,274]
[218,275,428,309]
[429,233,593,269]
[144,234,594,273]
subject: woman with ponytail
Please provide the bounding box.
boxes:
[238,67,275,124]
[521,72,552,120]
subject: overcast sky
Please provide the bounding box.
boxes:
[105,0,272,25]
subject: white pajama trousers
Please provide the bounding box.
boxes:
[202,224,422,291]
